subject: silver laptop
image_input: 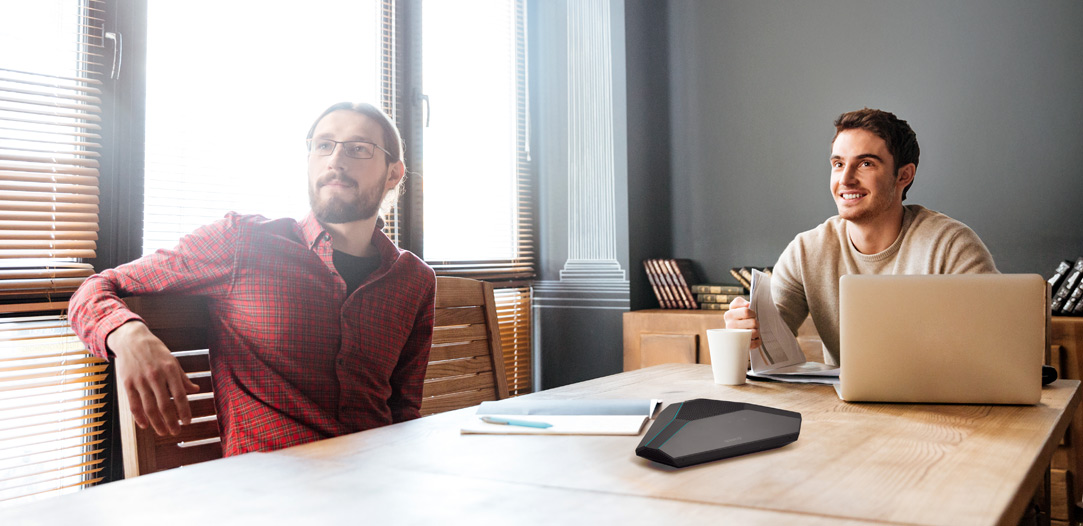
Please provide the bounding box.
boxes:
[838,274,1046,404]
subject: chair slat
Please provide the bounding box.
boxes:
[174,351,210,373]
[422,371,496,398]
[432,324,487,345]
[420,389,498,416]
[434,278,486,308]
[428,340,490,362]
[434,305,486,326]
[424,356,493,380]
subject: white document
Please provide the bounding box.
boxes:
[748,270,839,385]
[460,399,661,436]
[460,415,651,435]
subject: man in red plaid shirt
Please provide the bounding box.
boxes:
[70,102,436,455]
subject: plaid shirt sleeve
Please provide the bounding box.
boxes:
[70,216,240,359]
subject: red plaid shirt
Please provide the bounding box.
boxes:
[70,212,435,455]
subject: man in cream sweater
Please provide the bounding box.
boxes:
[724,108,997,365]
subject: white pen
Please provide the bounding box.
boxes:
[479,416,553,429]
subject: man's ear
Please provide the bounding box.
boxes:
[385,160,406,190]
[895,163,916,192]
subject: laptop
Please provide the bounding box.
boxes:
[837,274,1046,404]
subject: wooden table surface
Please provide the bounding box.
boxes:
[6,364,1080,525]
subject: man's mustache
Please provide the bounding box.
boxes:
[317,173,357,188]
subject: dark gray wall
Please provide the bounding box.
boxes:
[663,0,1083,282]
[626,0,673,310]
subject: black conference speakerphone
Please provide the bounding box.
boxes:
[635,399,801,468]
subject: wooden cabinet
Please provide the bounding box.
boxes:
[623,309,825,371]
[1050,316,1083,525]
[622,309,727,371]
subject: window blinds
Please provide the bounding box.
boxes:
[0,0,104,304]
[0,0,110,507]
[0,316,107,505]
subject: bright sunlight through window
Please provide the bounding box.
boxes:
[143,1,379,254]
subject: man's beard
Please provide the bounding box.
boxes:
[309,172,388,224]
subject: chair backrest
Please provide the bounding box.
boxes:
[118,295,222,478]
[422,277,510,415]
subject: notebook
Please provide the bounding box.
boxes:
[837,274,1046,404]
[460,399,662,435]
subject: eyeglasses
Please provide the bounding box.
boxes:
[306,138,392,160]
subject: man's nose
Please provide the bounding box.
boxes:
[840,164,858,184]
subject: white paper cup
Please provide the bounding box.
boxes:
[707,328,752,385]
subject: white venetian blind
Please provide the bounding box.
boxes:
[0,316,107,505]
[0,0,109,506]
[0,0,104,306]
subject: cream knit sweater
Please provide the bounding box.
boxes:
[771,205,998,365]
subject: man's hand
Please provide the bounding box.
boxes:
[723,297,761,349]
[106,320,200,436]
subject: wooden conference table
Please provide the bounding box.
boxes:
[7,364,1080,525]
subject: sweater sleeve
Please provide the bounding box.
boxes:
[771,239,810,337]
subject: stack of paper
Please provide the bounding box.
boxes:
[460,399,661,436]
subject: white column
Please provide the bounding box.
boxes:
[559,0,625,282]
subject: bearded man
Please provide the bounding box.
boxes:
[70,102,435,455]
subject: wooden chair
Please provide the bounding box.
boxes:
[118,295,222,478]
[421,277,510,415]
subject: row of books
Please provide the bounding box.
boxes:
[643,259,750,309]
[1050,257,1083,316]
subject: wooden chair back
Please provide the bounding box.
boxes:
[422,277,510,415]
[118,295,222,477]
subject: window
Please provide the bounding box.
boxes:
[142,0,385,254]
[0,0,110,505]
[417,0,532,278]
[415,0,533,395]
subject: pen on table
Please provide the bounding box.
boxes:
[479,416,553,429]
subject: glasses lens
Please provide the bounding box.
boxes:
[343,141,375,159]
[309,139,335,155]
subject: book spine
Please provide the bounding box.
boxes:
[700,303,731,311]
[658,259,691,309]
[1049,260,1072,294]
[1053,257,1083,313]
[1065,279,1083,315]
[697,294,749,304]
[730,268,751,289]
[690,284,746,295]
[647,259,678,309]
[738,267,755,287]
[643,259,671,309]
[663,259,697,309]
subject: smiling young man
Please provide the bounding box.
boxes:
[724,108,997,365]
[70,102,436,455]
